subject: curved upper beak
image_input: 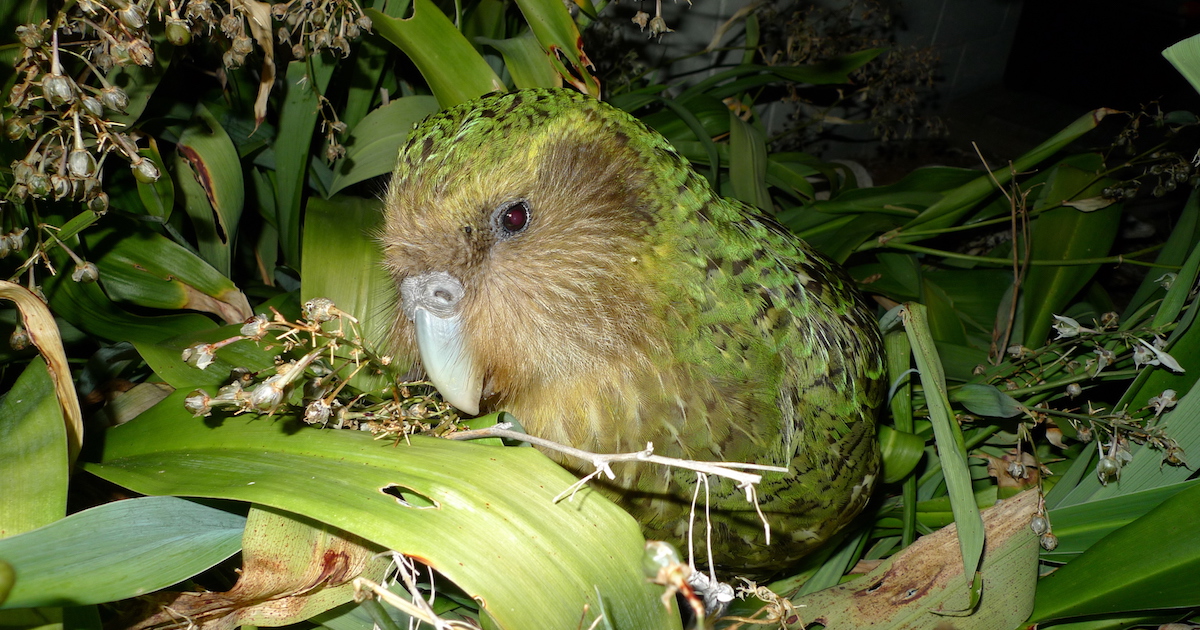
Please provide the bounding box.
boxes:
[399,271,482,415]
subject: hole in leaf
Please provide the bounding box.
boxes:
[381,484,438,509]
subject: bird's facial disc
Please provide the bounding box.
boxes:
[399,271,482,415]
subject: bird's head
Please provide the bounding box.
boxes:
[381,89,687,415]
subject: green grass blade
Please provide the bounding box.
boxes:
[895,109,1115,239]
[0,496,244,609]
[1020,157,1122,346]
[901,303,984,589]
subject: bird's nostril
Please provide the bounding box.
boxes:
[434,289,452,302]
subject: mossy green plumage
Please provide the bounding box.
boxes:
[382,88,885,574]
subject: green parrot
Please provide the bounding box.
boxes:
[381,88,885,574]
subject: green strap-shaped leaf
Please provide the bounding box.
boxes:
[85,395,680,630]
[901,303,984,591]
[134,137,174,220]
[1030,482,1200,623]
[0,357,67,539]
[175,102,245,277]
[511,0,599,96]
[727,112,772,211]
[366,3,505,109]
[1020,156,1122,347]
[85,222,251,323]
[275,57,335,266]
[133,323,278,390]
[328,96,440,197]
[1163,32,1200,97]
[0,496,244,609]
[477,30,561,91]
[895,108,1115,240]
[43,270,216,344]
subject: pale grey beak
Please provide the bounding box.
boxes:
[399,271,481,415]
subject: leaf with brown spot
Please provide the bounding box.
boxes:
[791,489,1039,629]
[127,507,390,630]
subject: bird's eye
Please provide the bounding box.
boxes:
[496,200,530,235]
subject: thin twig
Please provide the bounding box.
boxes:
[448,425,788,492]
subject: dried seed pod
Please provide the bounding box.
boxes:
[16,24,43,49]
[10,326,30,351]
[81,95,104,117]
[72,261,99,283]
[100,85,131,111]
[42,74,76,108]
[1030,515,1049,536]
[118,4,147,29]
[68,148,97,178]
[1039,533,1058,551]
[128,39,155,66]
[88,191,110,215]
[131,156,161,183]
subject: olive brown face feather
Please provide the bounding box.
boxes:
[382,88,885,574]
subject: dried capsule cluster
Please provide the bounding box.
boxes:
[6,12,156,210]
[181,299,459,441]
[271,0,372,60]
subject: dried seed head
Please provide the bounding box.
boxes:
[42,74,76,108]
[249,375,287,412]
[68,148,97,178]
[81,95,104,118]
[182,342,216,369]
[9,326,30,351]
[118,4,147,28]
[1095,456,1121,485]
[355,14,372,31]
[27,172,50,197]
[1029,515,1049,536]
[88,191,110,215]
[240,313,271,339]
[71,261,99,283]
[312,28,331,49]
[1066,383,1082,398]
[221,13,242,37]
[132,157,160,183]
[16,23,44,48]
[303,297,337,322]
[1006,461,1027,479]
[100,85,129,111]
[185,390,214,416]
[128,39,155,66]
[50,173,72,199]
[1039,533,1058,551]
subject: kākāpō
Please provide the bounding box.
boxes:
[381,88,885,574]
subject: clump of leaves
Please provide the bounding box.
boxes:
[758,0,944,145]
